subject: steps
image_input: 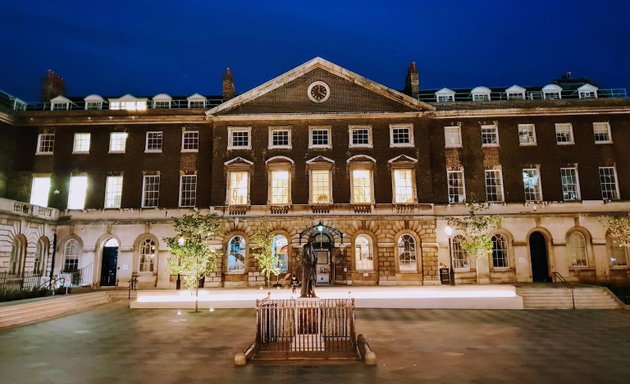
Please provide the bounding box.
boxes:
[516,286,622,309]
[0,292,112,328]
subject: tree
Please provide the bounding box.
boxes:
[601,212,630,247]
[164,213,221,312]
[251,220,281,287]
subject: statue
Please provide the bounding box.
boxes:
[300,243,317,298]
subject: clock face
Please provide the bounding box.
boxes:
[307,81,330,103]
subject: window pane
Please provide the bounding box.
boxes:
[270,170,289,204]
[481,125,498,145]
[555,124,573,144]
[453,236,470,268]
[568,232,587,266]
[352,169,372,203]
[351,128,370,145]
[228,236,246,272]
[68,176,88,210]
[182,131,199,151]
[105,176,123,208]
[599,167,619,200]
[392,128,411,145]
[492,234,508,268]
[37,134,55,154]
[229,172,249,205]
[444,126,462,147]
[485,170,504,202]
[30,176,51,207]
[355,235,373,271]
[593,122,611,143]
[142,175,160,207]
[447,171,465,203]
[73,133,91,153]
[64,239,80,272]
[179,175,197,207]
[398,234,417,271]
[231,130,250,147]
[523,169,542,201]
[560,168,580,201]
[311,170,330,204]
[139,239,156,272]
[393,169,414,203]
[146,132,163,151]
[271,130,289,147]
[311,129,329,146]
[518,124,536,145]
[273,235,289,273]
[109,132,128,152]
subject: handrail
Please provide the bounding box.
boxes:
[552,272,575,309]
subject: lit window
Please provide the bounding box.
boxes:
[599,167,619,201]
[9,237,26,275]
[578,84,598,99]
[309,126,331,148]
[523,168,542,202]
[84,95,104,110]
[269,127,291,149]
[108,95,147,111]
[50,96,70,111]
[560,168,580,201]
[351,169,373,204]
[63,239,80,273]
[228,171,249,205]
[607,234,628,267]
[145,131,163,152]
[393,169,415,204]
[152,94,172,109]
[30,176,51,207]
[473,93,490,102]
[518,124,536,146]
[471,86,492,102]
[349,126,372,148]
[142,175,160,208]
[480,124,499,146]
[269,170,290,205]
[73,133,91,153]
[390,124,414,147]
[444,126,462,148]
[447,170,465,203]
[182,131,199,152]
[67,175,88,210]
[355,235,374,271]
[397,234,417,272]
[555,123,574,144]
[227,236,246,273]
[436,88,455,103]
[505,86,525,100]
[492,234,508,268]
[109,132,128,153]
[485,169,504,203]
[310,169,331,204]
[228,127,251,150]
[104,176,123,209]
[36,133,55,154]
[187,94,206,108]
[139,239,156,272]
[34,238,48,274]
[593,122,612,144]
[179,175,197,207]
[567,232,587,267]
[272,235,289,273]
[452,235,470,269]
[542,84,562,100]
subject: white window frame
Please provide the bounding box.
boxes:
[309,126,332,149]
[354,234,374,271]
[593,122,612,144]
[348,125,373,148]
[142,174,160,208]
[518,124,537,146]
[350,168,374,205]
[227,170,250,205]
[268,126,292,149]
[179,174,197,208]
[444,125,462,148]
[109,132,128,153]
[30,175,51,207]
[599,166,620,201]
[227,236,247,273]
[145,131,163,153]
[560,167,581,202]
[268,168,291,205]
[36,133,55,155]
[491,234,509,269]
[389,124,414,148]
[67,175,88,210]
[523,168,543,202]
[391,168,417,204]
[484,169,505,203]
[138,238,156,273]
[567,231,588,267]
[72,133,91,154]
[555,123,574,145]
[447,169,466,204]
[309,168,333,205]
[480,124,499,147]
[227,127,252,150]
[63,239,80,273]
[181,131,200,152]
[397,234,418,272]
[104,175,123,209]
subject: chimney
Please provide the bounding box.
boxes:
[41,70,65,102]
[222,68,236,101]
[404,62,419,98]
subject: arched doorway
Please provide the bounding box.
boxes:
[309,232,332,285]
[529,231,550,282]
[101,238,119,286]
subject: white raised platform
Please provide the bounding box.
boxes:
[130,285,524,310]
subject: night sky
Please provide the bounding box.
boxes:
[2,0,630,102]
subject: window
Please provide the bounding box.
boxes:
[599,167,619,201]
[567,232,587,267]
[542,84,562,100]
[227,236,246,272]
[228,171,249,205]
[492,234,508,268]
[593,122,612,144]
[523,168,542,202]
[578,84,598,99]
[63,239,80,273]
[310,169,331,204]
[397,234,417,272]
[139,239,156,272]
[480,124,499,146]
[30,176,51,207]
[349,126,372,148]
[34,238,48,274]
[152,94,172,109]
[228,127,251,150]
[555,123,574,144]
[68,175,88,210]
[560,168,580,201]
[355,235,374,271]
[437,94,454,103]
[272,235,289,273]
[269,127,291,149]
[269,170,290,205]
[179,175,197,207]
[444,126,462,148]
[473,93,490,102]
[390,124,414,147]
[36,133,55,154]
[145,131,163,152]
[104,176,123,209]
[181,131,199,152]
[452,235,470,269]
[84,95,104,110]
[9,237,26,275]
[187,94,206,108]
[142,174,160,208]
[72,133,91,153]
[109,95,147,111]
[351,169,373,204]
[518,124,537,146]
[607,235,628,267]
[309,126,331,148]
[109,132,128,153]
[447,170,466,203]
[485,169,504,203]
[393,169,415,204]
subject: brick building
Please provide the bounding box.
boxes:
[1,57,629,289]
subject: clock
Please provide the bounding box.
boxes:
[307,81,330,103]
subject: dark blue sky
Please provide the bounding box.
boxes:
[2,0,630,101]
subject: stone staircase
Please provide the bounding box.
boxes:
[516,286,622,309]
[0,291,112,328]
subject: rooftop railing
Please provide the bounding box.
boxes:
[419,88,627,103]
[23,97,223,112]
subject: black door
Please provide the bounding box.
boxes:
[529,232,550,282]
[101,246,118,286]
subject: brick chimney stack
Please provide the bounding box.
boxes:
[404,62,419,99]
[41,70,65,102]
[222,68,236,101]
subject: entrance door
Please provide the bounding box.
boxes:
[529,232,550,282]
[314,249,330,285]
[101,239,118,286]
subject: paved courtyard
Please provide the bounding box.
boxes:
[0,301,628,384]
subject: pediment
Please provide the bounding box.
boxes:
[224,157,254,166]
[207,57,434,116]
[306,155,335,165]
[347,155,376,164]
[388,154,418,164]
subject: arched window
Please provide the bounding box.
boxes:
[272,235,289,273]
[452,235,470,269]
[606,234,628,267]
[9,237,26,275]
[228,236,246,272]
[355,235,374,271]
[397,234,417,272]
[64,239,80,272]
[34,238,48,274]
[491,234,508,268]
[567,232,587,266]
[139,239,156,272]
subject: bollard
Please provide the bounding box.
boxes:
[234,353,247,366]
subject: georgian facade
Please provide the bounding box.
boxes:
[1,57,629,288]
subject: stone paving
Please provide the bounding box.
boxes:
[0,301,628,384]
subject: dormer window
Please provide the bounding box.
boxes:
[109,94,147,111]
[435,88,455,103]
[84,94,104,110]
[578,84,598,99]
[187,93,206,108]
[505,85,525,100]
[542,84,562,100]
[471,86,491,102]
[50,95,70,111]
[152,93,172,109]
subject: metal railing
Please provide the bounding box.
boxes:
[0,272,43,292]
[552,271,575,309]
[419,88,627,103]
[25,97,223,112]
